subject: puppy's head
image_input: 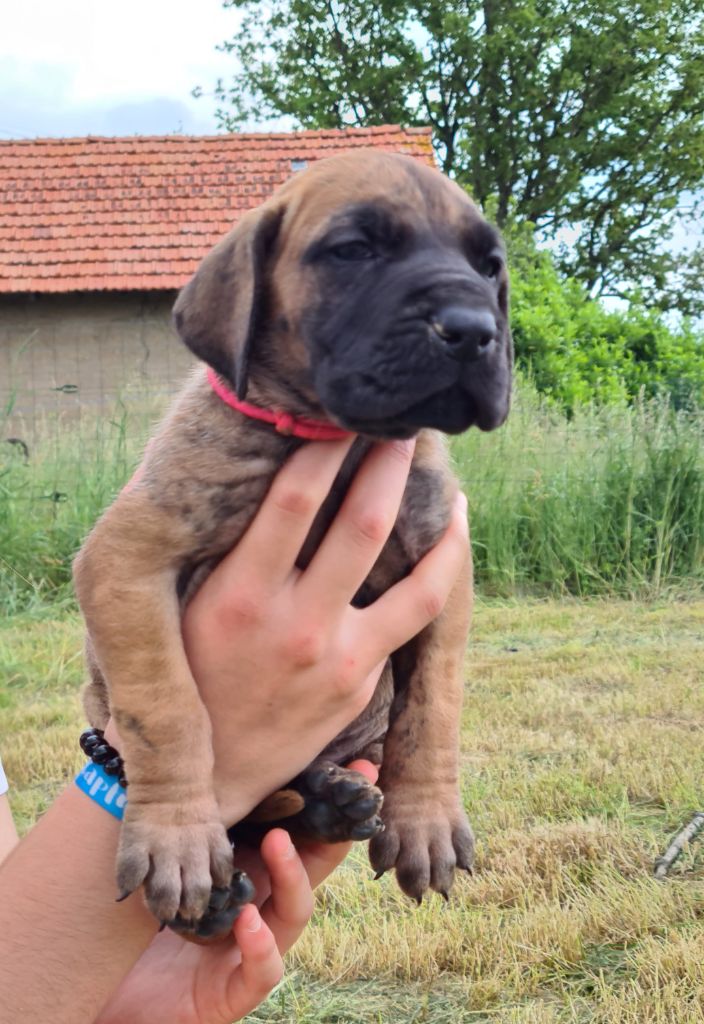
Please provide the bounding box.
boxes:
[174,151,512,437]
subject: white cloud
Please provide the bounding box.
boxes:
[0,0,238,138]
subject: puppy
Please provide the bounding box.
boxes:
[74,150,512,940]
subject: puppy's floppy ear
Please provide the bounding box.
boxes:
[173,203,284,399]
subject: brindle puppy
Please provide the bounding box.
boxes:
[74,151,512,941]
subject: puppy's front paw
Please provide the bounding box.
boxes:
[369,797,474,901]
[117,802,235,925]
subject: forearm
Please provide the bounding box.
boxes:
[0,782,157,1024]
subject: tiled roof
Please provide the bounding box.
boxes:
[0,127,434,294]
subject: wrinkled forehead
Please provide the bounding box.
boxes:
[275,153,490,253]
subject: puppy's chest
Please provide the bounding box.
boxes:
[172,434,452,609]
[299,443,452,605]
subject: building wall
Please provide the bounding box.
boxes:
[0,291,195,437]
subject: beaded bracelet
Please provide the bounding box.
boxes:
[75,728,128,820]
[79,727,128,787]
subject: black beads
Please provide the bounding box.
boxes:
[79,727,104,755]
[103,756,122,776]
[79,727,128,788]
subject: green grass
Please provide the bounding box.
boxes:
[453,389,704,597]
[2,381,703,612]
[2,598,703,1022]
[0,394,154,614]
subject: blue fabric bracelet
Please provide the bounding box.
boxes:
[75,761,127,820]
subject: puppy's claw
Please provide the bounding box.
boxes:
[373,870,385,881]
[115,889,133,903]
[440,889,449,902]
[350,816,384,841]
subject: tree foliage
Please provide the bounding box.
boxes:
[210,0,704,314]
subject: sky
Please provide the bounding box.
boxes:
[1,0,698,275]
[0,0,244,139]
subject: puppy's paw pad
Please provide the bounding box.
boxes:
[167,870,256,943]
[296,764,384,843]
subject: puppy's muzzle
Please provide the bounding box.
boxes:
[430,307,497,363]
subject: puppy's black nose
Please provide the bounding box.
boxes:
[432,307,497,361]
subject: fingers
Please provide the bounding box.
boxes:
[223,437,354,591]
[354,491,470,665]
[344,760,379,784]
[257,829,317,956]
[221,795,366,1020]
[297,439,416,613]
[225,904,284,1017]
[224,802,361,1022]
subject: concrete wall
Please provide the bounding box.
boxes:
[0,291,195,437]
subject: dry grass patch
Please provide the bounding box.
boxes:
[1,597,702,1022]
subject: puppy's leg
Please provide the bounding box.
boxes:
[81,635,110,730]
[288,762,384,842]
[369,549,474,900]
[74,493,234,926]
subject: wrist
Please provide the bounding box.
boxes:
[214,771,262,829]
[104,719,122,748]
[77,727,128,820]
[75,761,127,820]
[99,721,301,832]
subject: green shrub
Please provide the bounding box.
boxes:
[507,224,704,411]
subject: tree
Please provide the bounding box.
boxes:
[206,0,704,314]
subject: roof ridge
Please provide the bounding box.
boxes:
[0,125,432,148]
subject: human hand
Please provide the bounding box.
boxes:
[182,438,470,825]
[94,762,377,1024]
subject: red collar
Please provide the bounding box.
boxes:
[207,368,353,441]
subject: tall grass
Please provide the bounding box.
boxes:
[0,396,154,614]
[1,381,702,611]
[454,387,704,596]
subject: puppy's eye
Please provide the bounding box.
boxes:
[484,252,504,279]
[329,240,375,261]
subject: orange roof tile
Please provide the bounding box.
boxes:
[0,127,434,294]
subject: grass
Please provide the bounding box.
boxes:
[2,597,703,1022]
[2,381,703,610]
[0,390,155,614]
[453,390,704,597]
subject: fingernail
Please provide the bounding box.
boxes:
[245,907,261,932]
[282,836,296,860]
[456,490,468,513]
